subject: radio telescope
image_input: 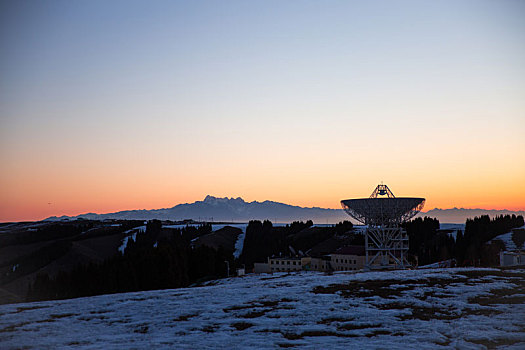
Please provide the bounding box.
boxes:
[341,184,425,269]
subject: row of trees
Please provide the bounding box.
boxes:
[404,214,524,266]
[27,221,233,302]
[404,217,455,266]
[26,219,356,302]
[456,214,524,265]
[239,220,356,267]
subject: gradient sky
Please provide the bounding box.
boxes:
[1,0,524,222]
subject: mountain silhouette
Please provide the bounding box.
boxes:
[45,196,524,224]
[45,196,349,223]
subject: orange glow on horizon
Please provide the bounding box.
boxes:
[2,184,524,222]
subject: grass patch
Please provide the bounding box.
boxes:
[89,309,111,314]
[468,275,525,306]
[67,341,91,346]
[14,305,49,313]
[0,321,31,333]
[260,300,279,307]
[396,306,460,321]
[240,310,268,318]
[468,337,525,348]
[337,323,382,331]
[458,269,525,279]
[78,315,109,321]
[224,299,294,318]
[34,319,56,324]
[366,329,391,337]
[231,322,253,331]
[223,304,255,312]
[317,317,354,325]
[174,313,198,322]
[277,343,297,348]
[50,313,79,319]
[134,325,149,334]
[129,297,147,301]
[280,298,296,303]
[282,330,359,340]
[201,324,219,333]
[311,278,456,299]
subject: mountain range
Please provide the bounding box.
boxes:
[45,196,524,224]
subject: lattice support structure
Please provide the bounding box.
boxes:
[341,184,425,270]
[365,226,410,270]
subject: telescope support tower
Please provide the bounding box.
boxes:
[365,226,409,270]
[341,184,425,270]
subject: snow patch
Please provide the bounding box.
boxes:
[233,231,246,259]
[118,226,145,254]
[490,225,525,251]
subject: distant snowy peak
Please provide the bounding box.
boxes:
[203,195,246,206]
[44,196,349,223]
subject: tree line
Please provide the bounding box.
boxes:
[25,214,523,302]
[27,221,233,302]
[404,214,524,266]
[239,220,357,267]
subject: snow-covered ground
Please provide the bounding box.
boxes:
[493,232,518,251]
[233,230,245,259]
[1,267,524,349]
[491,225,525,251]
[163,224,249,257]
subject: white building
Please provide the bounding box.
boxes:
[268,257,303,272]
[500,250,525,267]
[253,245,367,273]
[330,246,366,271]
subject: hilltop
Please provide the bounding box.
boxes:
[1,267,524,349]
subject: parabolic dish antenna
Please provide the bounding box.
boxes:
[341,197,425,226]
[340,184,425,269]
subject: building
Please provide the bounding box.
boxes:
[500,250,525,267]
[330,245,366,271]
[254,262,271,273]
[268,257,303,272]
[253,245,367,274]
[301,256,331,272]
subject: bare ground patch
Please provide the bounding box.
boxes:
[231,321,253,330]
[13,305,50,313]
[134,324,149,334]
[337,323,382,331]
[317,316,355,325]
[223,298,296,319]
[468,275,525,306]
[173,313,198,322]
[49,313,79,319]
[311,277,461,299]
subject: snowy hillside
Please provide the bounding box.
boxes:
[1,268,524,349]
[491,225,525,251]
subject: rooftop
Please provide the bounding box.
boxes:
[332,245,366,256]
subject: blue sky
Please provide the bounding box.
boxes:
[1,0,524,220]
